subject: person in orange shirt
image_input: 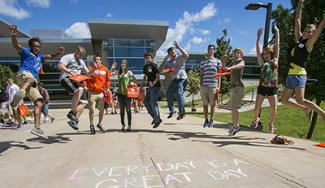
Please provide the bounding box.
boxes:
[85,55,110,134]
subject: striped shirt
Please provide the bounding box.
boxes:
[200,58,221,87]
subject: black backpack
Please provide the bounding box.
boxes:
[0,89,8,102]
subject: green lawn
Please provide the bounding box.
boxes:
[189,103,325,142]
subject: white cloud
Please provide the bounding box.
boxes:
[200,29,210,35]
[0,0,30,19]
[26,0,50,8]
[106,12,112,18]
[65,22,91,38]
[157,2,217,56]
[248,43,262,55]
[185,36,205,51]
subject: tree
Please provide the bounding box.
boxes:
[215,29,233,96]
[0,66,16,88]
[272,0,325,104]
[186,69,200,111]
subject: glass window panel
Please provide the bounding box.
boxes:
[115,47,129,57]
[130,39,144,46]
[108,47,114,57]
[114,39,130,46]
[130,48,145,57]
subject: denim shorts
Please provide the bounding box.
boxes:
[285,75,307,89]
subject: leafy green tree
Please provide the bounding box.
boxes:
[215,29,233,96]
[186,69,200,110]
[272,0,325,105]
[0,66,16,88]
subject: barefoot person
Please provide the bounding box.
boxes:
[9,24,64,138]
[281,0,325,121]
[163,41,189,120]
[200,44,221,128]
[252,25,280,133]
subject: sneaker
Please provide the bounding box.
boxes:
[228,125,235,134]
[167,111,175,119]
[269,123,276,134]
[50,117,55,123]
[229,126,241,136]
[67,111,79,123]
[31,128,47,139]
[251,119,261,129]
[203,119,209,128]
[0,119,5,125]
[208,120,214,128]
[126,125,131,132]
[121,124,125,131]
[151,120,155,125]
[67,120,79,130]
[90,125,96,134]
[23,120,28,125]
[15,122,23,129]
[176,113,185,120]
[153,119,162,129]
[96,124,105,133]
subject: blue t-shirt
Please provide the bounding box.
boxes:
[18,48,44,78]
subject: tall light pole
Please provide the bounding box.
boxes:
[245,2,273,48]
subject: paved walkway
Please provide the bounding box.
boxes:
[0,108,325,188]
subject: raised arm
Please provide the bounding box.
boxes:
[273,24,280,60]
[43,47,65,61]
[294,0,304,42]
[9,25,23,53]
[174,41,189,59]
[306,19,325,53]
[256,28,264,64]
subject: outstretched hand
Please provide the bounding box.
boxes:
[257,28,263,39]
[9,24,17,35]
[274,24,279,33]
[173,41,180,49]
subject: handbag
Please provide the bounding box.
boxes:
[127,83,139,98]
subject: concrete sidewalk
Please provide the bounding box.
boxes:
[0,108,325,188]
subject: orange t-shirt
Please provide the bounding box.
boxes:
[85,64,110,93]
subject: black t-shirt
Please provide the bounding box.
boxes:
[143,63,161,87]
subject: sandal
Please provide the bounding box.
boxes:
[271,135,294,145]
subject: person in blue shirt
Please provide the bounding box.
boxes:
[9,24,64,138]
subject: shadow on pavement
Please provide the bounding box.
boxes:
[0,141,43,154]
[26,135,71,144]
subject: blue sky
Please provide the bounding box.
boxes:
[0,0,292,55]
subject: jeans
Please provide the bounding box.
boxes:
[144,86,161,122]
[118,94,131,126]
[167,79,187,114]
[42,103,49,115]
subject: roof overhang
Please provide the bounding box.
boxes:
[0,20,30,38]
[88,20,168,51]
[0,38,93,57]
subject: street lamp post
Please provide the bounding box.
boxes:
[245,2,273,48]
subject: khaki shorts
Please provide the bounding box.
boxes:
[200,85,217,106]
[16,71,42,103]
[88,91,104,112]
[230,86,244,109]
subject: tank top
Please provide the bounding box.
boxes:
[288,38,309,75]
[260,58,278,87]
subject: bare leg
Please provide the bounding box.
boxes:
[203,105,208,120]
[99,109,104,124]
[34,99,43,129]
[267,95,277,125]
[231,108,239,127]
[71,89,83,113]
[210,104,215,120]
[254,94,265,121]
[281,88,308,112]
[75,103,86,118]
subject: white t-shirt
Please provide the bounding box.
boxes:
[59,53,89,80]
[6,83,20,103]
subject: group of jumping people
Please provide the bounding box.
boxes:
[4,0,325,138]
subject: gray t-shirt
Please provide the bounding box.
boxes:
[165,55,188,80]
[59,53,89,80]
[230,58,245,88]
